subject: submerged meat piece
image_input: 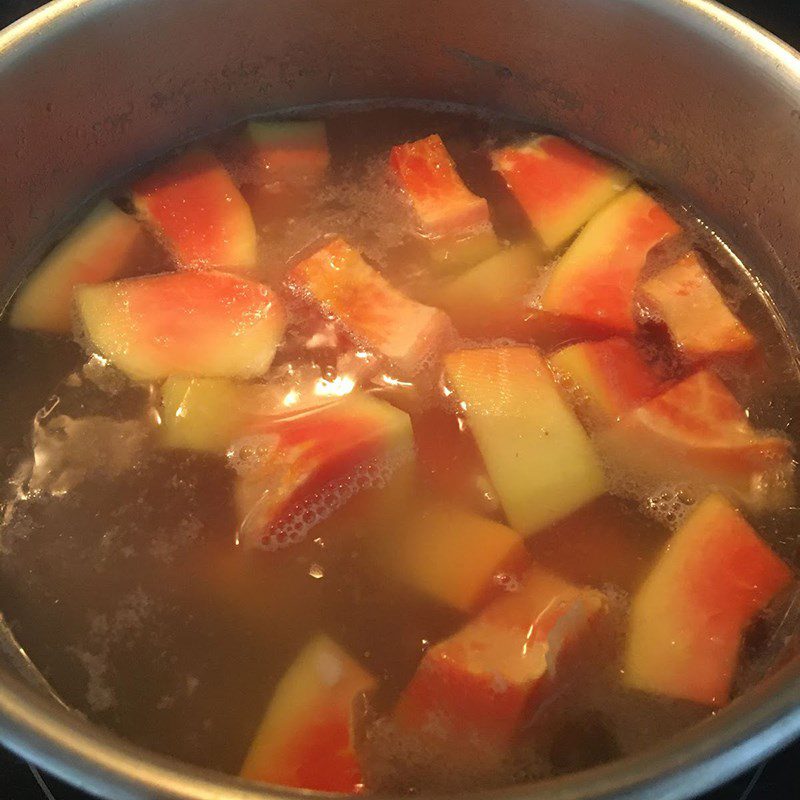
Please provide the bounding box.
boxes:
[132,148,257,273]
[378,501,529,613]
[288,238,454,375]
[639,250,755,359]
[75,270,286,381]
[596,370,794,511]
[233,393,414,549]
[390,134,499,268]
[241,635,375,792]
[395,564,605,757]
[10,201,159,334]
[444,347,606,536]
[549,337,663,426]
[625,493,792,706]
[237,120,330,185]
[542,187,680,333]
[491,135,631,251]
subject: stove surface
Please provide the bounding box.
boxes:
[1,0,799,797]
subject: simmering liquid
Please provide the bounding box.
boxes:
[0,106,798,793]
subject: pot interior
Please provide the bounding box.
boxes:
[2,2,800,800]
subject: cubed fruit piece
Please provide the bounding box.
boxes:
[10,201,157,334]
[640,251,755,359]
[234,393,414,549]
[625,494,792,706]
[289,238,453,375]
[395,563,605,749]
[384,501,529,613]
[160,377,266,453]
[596,370,793,511]
[491,135,631,251]
[239,120,330,185]
[76,270,286,381]
[431,242,543,338]
[132,148,257,273]
[160,369,365,454]
[241,635,376,792]
[550,337,662,426]
[444,347,606,536]
[390,134,500,268]
[541,187,680,333]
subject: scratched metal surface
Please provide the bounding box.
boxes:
[0,0,799,798]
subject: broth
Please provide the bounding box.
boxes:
[0,105,798,793]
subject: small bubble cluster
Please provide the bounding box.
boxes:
[258,449,413,551]
[643,487,697,527]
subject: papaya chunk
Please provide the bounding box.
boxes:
[550,337,662,426]
[390,134,500,268]
[491,135,631,251]
[640,251,755,360]
[625,494,792,706]
[289,238,454,375]
[240,120,330,185]
[428,242,543,339]
[596,370,794,511]
[233,393,414,549]
[10,201,158,334]
[395,563,605,753]
[241,635,375,792]
[75,270,286,381]
[132,148,257,273]
[381,501,528,613]
[160,377,268,453]
[444,347,606,536]
[542,187,680,333]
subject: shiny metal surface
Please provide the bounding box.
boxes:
[1,1,800,798]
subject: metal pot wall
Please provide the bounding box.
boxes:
[1,1,800,798]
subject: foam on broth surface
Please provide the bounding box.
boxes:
[0,105,798,791]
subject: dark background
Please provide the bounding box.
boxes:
[0,0,799,798]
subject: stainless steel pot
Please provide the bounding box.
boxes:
[1,0,800,798]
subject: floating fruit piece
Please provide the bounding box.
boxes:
[381,501,528,613]
[288,238,454,375]
[75,270,286,381]
[444,347,606,536]
[390,134,500,268]
[625,493,792,706]
[640,250,755,360]
[241,635,375,792]
[239,120,330,184]
[550,337,662,426]
[596,370,794,511]
[160,377,265,453]
[542,187,680,333]
[491,135,631,251]
[10,201,158,334]
[429,242,543,338]
[233,393,414,549]
[395,563,605,753]
[132,148,257,272]
[160,365,371,454]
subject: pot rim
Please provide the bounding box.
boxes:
[1,1,800,799]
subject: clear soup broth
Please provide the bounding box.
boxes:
[1,105,799,793]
